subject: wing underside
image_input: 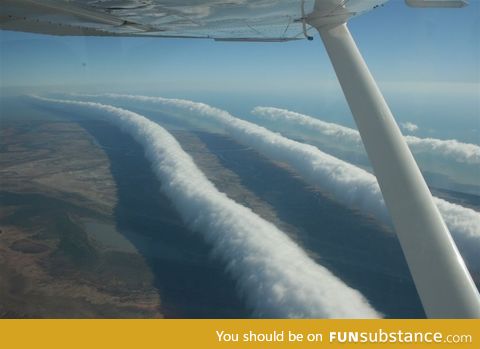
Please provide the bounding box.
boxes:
[0,0,387,41]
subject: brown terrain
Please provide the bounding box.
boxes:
[0,115,162,318]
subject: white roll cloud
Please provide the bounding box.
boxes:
[34,96,380,319]
[251,107,480,165]
[83,94,480,265]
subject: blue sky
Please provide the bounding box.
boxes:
[0,0,479,142]
[1,1,478,89]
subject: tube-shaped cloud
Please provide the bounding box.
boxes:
[251,107,480,165]
[34,96,380,318]
[84,94,480,265]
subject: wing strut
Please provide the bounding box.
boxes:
[308,20,480,318]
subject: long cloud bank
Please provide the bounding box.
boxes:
[34,96,380,318]
[251,107,480,166]
[81,93,480,265]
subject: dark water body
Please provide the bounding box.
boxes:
[77,120,250,318]
[196,132,426,319]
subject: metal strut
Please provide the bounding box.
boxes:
[309,21,480,318]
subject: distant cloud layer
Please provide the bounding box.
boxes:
[400,122,419,133]
[85,94,480,266]
[34,96,380,319]
[251,107,480,165]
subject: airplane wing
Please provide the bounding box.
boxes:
[0,0,388,41]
